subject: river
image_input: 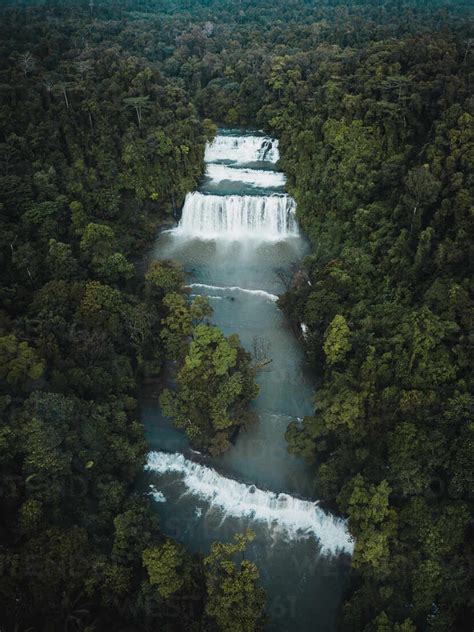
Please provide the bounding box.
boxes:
[142,129,353,631]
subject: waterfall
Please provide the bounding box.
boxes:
[148,128,351,628]
[206,163,286,188]
[176,192,298,240]
[205,135,280,164]
[146,451,354,555]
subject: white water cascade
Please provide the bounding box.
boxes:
[176,192,298,240]
[206,163,286,188]
[189,283,278,302]
[146,451,354,555]
[205,134,280,164]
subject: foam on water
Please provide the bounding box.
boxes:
[205,135,280,164]
[206,163,286,188]
[189,283,278,302]
[149,484,167,503]
[146,451,354,555]
[190,293,224,300]
[176,192,298,240]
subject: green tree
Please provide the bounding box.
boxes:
[143,540,185,599]
[342,475,396,571]
[204,531,266,632]
[145,261,185,302]
[0,335,45,387]
[323,314,351,365]
[160,325,258,454]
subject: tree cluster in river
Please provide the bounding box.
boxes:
[0,0,473,631]
[147,263,259,456]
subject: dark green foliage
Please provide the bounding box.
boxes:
[0,5,260,631]
[1,1,473,630]
[204,530,267,632]
[263,19,473,632]
[160,324,258,455]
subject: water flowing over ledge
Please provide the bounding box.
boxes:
[189,283,278,302]
[146,451,354,556]
[205,134,280,164]
[175,192,298,240]
[206,163,286,188]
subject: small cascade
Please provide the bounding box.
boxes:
[189,283,278,301]
[206,163,286,188]
[176,192,298,240]
[146,452,354,555]
[205,134,280,164]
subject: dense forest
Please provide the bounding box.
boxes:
[0,1,472,631]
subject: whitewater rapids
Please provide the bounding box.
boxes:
[189,283,278,302]
[146,451,354,556]
[205,163,286,188]
[205,134,280,164]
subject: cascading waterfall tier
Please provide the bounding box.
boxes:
[189,283,278,302]
[205,134,280,164]
[206,163,286,188]
[146,451,354,555]
[176,192,298,240]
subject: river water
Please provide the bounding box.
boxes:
[142,129,352,631]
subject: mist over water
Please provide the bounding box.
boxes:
[143,129,351,631]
